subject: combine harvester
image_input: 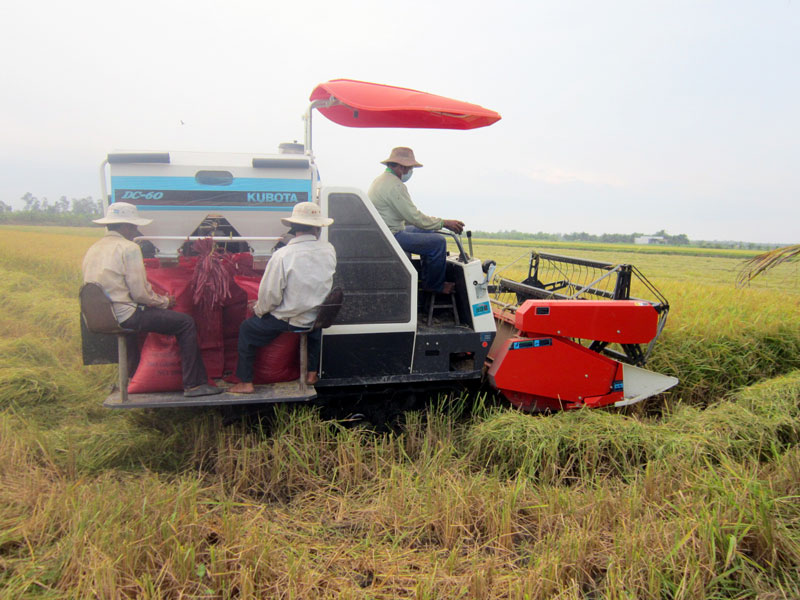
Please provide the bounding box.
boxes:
[81,79,677,412]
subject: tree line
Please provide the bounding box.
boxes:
[0,193,103,226]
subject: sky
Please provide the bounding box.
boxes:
[1,0,798,243]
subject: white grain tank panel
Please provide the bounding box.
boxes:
[107,151,314,256]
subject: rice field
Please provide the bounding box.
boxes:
[1,224,799,598]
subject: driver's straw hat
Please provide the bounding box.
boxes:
[280,202,334,228]
[381,147,423,167]
[93,202,152,226]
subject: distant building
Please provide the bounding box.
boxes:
[634,236,666,245]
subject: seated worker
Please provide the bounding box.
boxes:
[82,202,221,398]
[229,202,337,393]
[368,147,465,294]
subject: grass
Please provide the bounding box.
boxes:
[3,396,800,598]
[0,225,799,598]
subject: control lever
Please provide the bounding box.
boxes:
[474,259,496,296]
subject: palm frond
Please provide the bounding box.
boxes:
[736,244,800,287]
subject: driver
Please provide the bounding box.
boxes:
[368,147,464,294]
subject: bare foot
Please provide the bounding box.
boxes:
[228,382,255,394]
[306,372,319,385]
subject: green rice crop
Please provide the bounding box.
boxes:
[1,226,799,598]
[467,370,800,483]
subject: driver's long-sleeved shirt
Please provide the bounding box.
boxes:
[368,170,443,234]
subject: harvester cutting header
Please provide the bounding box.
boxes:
[81,79,677,413]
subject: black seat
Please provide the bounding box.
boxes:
[79,282,135,403]
[312,286,344,330]
[294,287,343,391]
[79,283,134,334]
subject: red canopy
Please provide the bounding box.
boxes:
[309,79,501,130]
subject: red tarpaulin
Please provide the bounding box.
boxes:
[309,79,501,130]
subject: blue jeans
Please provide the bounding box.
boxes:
[236,313,321,383]
[394,226,447,292]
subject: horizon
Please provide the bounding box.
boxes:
[0,202,786,247]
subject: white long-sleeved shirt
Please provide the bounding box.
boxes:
[254,234,337,328]
[82,230,169,322]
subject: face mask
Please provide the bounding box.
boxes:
[401,169,413,183]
